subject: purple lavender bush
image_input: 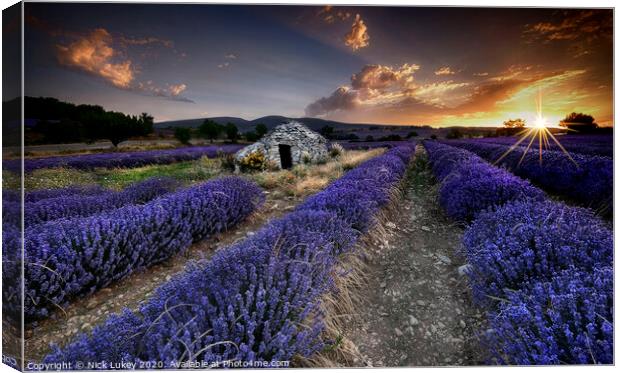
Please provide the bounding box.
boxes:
[4,144,244,173]
[42,145,415,367]
[24,185,110,203]
[443,140,612,213]
[462,199,613,302]
[23,177,179,227]
[487,267,613,364]
[424,141,544,222]
[468,135,612,157]
[425,141,613,364]
[297,150,412,231]
[22,177,264,321]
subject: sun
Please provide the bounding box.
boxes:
[534,116,548,128]
[492,90,578,167]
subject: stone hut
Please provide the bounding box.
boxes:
[235,121,329,169]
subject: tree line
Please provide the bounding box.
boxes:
[173,120,269,145]
[23,96,154,146]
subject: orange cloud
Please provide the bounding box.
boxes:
[306,63,419,116]
[306,61,605,127]
[56,28,134,88]
[351,64,419,90]
[434,66,455,76]
[169,83,187,96]
[344,14,369,51]
[523,10,612,44]
[53,27,193,102]
[318,5,351,24]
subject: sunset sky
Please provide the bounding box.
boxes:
[24,4,613,126]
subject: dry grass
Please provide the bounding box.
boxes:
[250,148,385,198]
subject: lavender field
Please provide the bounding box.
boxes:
[3,132,613,368]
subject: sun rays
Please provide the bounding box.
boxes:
[493,91,579,167]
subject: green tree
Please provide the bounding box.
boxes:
[446,128,463,139]
[255,123,268,138]
[199,119,223,143]
[560,112,598,132]
[320,125,334,138]
[174,127,192,145]
[244,131,259,142]
[138,112,154,135]
[225,122,239,143]
[406,131,419,138]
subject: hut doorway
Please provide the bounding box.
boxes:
[278,144,292,169]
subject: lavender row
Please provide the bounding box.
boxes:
[4,144,244,173]
[424,141,613,364]
[3,184,110,204]
[337,141,410,150]
[10,177,264,321]
[5,178,180,228]
[42,144,415,367]
[443,140,612,213]
[469,135,612,157]
[423,141,544,222]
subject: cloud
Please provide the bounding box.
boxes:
[434,66,455,76]
[351,64,419,90]
[344,14,370,51]
[305,86,360,116]
[56,28,134,88]
[305,61,595,126]
[523,10,612,45]
[119,36,174,48]
[306,63,419,116]
[224,53,237,59]
[473,72,489,77]
[168,83,187,96]
[218,62,230,69]
[415,81,470,106]
[318,5,351,24]
[52,26,193,103]
[136,81,194,103]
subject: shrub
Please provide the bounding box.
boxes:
[302,151,312,164]
[438,161,545,222]
[174,127,192,145]
[462,199,613,302]
[329,143,344,158]
[20,177,264,321]
[239,151,267,172]
[43,145,416,365]
[21,177,180,227]
[443,140,612,212]
[5,145,244,173]
[487,267,613,364]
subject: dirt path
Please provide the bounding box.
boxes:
[347,151,485,367]
[23,192,298,362]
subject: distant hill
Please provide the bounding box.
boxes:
[155,115,418,133]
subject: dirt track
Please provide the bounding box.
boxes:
[346,151,486,367]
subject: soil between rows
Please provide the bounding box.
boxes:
[345,153,486,366]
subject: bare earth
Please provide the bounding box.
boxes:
[346,154,486,367]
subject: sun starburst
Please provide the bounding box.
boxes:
[494,90,578,167]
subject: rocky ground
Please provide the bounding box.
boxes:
[345,152,486,367]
